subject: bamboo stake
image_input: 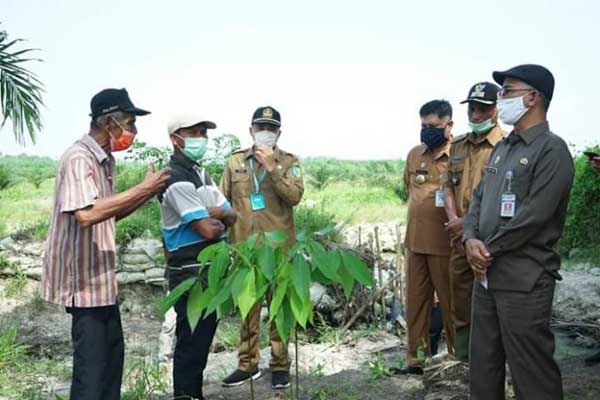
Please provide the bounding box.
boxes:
[374,226,385,326]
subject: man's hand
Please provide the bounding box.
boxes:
[465,238,493,275]
[139,163,170,194]
[445,217,463,238]
[254,145,276,173]
[207,207,225,220]
[591,157,600,174]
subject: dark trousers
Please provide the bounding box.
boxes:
[67,305,124,400]
[173,295,219,400]
[429,304,443,355]
[470,272,563,400]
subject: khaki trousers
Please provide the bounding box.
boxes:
[405,250,455,366]
[238,297,289,372]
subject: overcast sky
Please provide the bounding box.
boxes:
[1,0,598,160]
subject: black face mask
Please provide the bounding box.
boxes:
[420,127,447,149]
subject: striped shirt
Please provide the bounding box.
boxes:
[41,134,117,307]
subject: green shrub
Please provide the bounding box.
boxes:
[116,200,162,246]
[560,147,600,261]
[295,203,343,243]
[11,219,49,241]
[0,163,11,190]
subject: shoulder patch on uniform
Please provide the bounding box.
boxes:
[290,164,302,178]
[232,147,249,155]
[451,133,469,144]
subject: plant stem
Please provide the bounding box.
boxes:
[250,371,255,400]
[295,328,300,400]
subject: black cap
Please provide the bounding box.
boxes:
[460,82,500,105]
[252,106,281,127]
[493,64,555,101]
[90,88,150,119]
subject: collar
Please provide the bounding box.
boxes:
[244,146,282,162]
[80,134,110,164]
[468,125,504,147]
[421,142,450,160]
[170,152,198,170]
[514,121,549,145]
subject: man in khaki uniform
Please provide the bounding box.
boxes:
[443,82,503,362]
[220,106,304,390]
[400,100,455,374]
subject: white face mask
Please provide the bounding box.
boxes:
[253,130,278,147]
[497,95,529,125]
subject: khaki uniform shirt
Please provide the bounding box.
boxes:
[220,147,304,245]
[404,142,451,256]
[445,126,504,218]
[463,122,574,292]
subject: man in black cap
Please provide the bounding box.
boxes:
[41,88,169,400]
[443,82,503,363]
[220,106,304,390]
[463,65,574,399]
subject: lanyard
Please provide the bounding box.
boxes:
[248,158,267,193]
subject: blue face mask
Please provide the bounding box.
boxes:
[177,135,208,161]
[420,127,447,149]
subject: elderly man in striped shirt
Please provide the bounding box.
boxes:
[41,88,170,400]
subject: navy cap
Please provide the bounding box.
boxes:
[90,88,150,118]
[252,106,281,127]
[460,82,501,105]
[493,64,555,101]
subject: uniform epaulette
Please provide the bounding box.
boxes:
[232,148,249,155]
[451,133,470,144]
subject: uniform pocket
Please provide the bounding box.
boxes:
[449,161,465,186]
[231,173,251,197]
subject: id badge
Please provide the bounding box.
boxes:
[435,190,445,208]
[250,192,266,211]
[500,193,516,218]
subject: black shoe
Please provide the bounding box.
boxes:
[271,370,291,389]
[391,366,424,375]
[222,368,262,387]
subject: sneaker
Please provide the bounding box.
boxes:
[271,370,291,389]
[391,366,424,375]
[222,368,262,387]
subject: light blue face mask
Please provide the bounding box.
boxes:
[469,119,495,135]
[177,136,208,161]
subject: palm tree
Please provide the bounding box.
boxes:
[0,26,44,145]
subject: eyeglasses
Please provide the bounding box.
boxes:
[497,86,535,99]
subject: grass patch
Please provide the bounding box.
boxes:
[121,356,168,400]
[3,269,28,299]
[0,326,70,399]
[304,181,406,225]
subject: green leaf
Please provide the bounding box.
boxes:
[291,255,311,302]
[338,264,355,300]
[265,230,289,246]
[160,277,197,315]
[198,241,226,265]
[237,269,257,320]
[246,233,259,249]
[314,249,342,283]
[289,287,311,328]
[187,282,212,332]
[257,245,275,282]
[314,223,336,237]
[269,279,289,322]
[205,282,231,316]
[255,268,270,300]
[341,250,375,287]
[209,246,230,289]
[274,300,295,342]
[230,267,250,305]
[217,297,234,320]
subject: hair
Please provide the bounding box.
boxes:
[419,99,453,119]
[90,111,129,129]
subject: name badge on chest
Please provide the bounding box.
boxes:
[435,186,445,208]
[500,170,516,218]
[250,192,266,211]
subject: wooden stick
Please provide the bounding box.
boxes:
[341,271,404,333]
[374,226,385,326]
[395,225,405,309]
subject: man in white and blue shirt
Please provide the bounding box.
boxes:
[158,114,237,400]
